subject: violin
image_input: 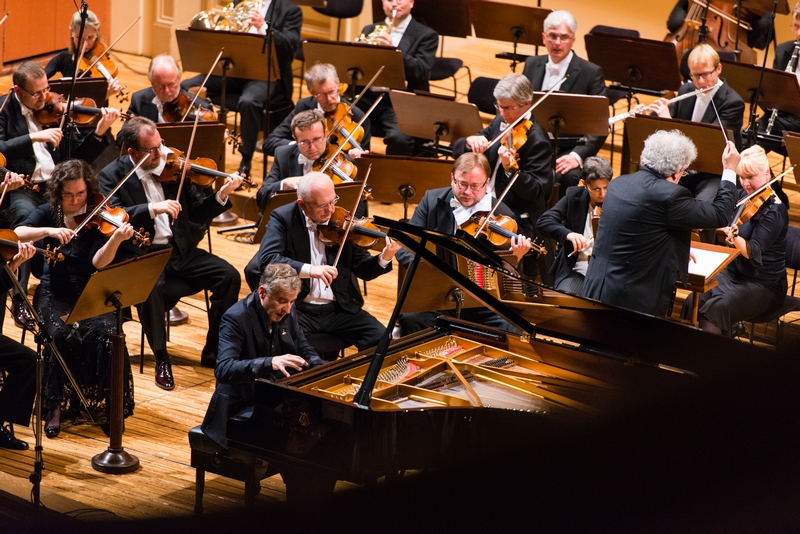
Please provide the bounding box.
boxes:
[160,147,256,189]
[33,93,127,128]
[726,187,774,244]
[312,144,358,184]
[78,41,129,103]
[460,212,547,255]
[325,102,365,153]
[0,153,38,192]
[500,119,532,171]
[317,206,386,250]
[73,194,151,247]
[161,92,217,123]
[0,228,63,264]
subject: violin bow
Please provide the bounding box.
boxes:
[486,74,568,150]
[331,164,372,270]
[326,66,385,139]
[0,181,8,208]
[180,48,225,122]
[735,165,795,208]
[0,88,12,118]
[474,170,520,237]
[0,13,8,27]
[77,16,142,79]
[176,110,204,200]
[320,94,384,174]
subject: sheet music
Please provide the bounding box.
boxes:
[688,246,731,278]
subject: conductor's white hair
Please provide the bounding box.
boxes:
[640,130,697,177]
[543,11,577,34]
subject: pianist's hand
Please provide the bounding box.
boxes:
[272,354,309,377]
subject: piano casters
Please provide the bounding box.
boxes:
[398,184,417,223]
[447,287,466,318]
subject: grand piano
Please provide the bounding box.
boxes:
[227,217,781,503]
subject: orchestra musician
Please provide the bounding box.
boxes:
[201,262,325,450]
[536,156,612,295]
[395,152,532,336]
[255,172,399,356]
[44,10,122,101]
[0,60,119,329]
[581,130,739,317]
[0,242,37,450]
[453,73,553,281]
[354,0,438,156]
[181,0,302,176]
[98,117,243,390]
[522,10,608,193]
[15,160,136,439]
[262,62,371,158]
[686,145,789,336]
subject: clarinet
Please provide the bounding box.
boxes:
[765,41,800,135]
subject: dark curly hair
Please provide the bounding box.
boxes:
[46,159,100,213]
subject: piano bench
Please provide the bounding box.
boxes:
[188,425,273,514]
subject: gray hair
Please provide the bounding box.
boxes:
[543,10,577,35]
[582,156,613,183]
[259,263,301,296]
[148,54,182,81]
[304,63,339,89]
[297,172,331,202]
[640,130,697,177]
[493,73,534,106]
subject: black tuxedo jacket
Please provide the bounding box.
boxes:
[201,292,322,448]
[257,143,303,209]
[262,95,371,157]
[669,80,745,149]
[536,185,591,288]
[127,87,212,123]
[98,156,231,265]
[582,167,736,316]
[522,54,608,160]
[360,18,438,92]
[257,202,390,313]
[0,93,108,177]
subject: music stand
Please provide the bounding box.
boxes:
[783,132,800,170]
[49,78,109,105]
[353,154,453,221]
[389,90,482,156]
[156,122,227,170]
[468,0,551,71]
[302,39,407,99]
[682,241,740,325]
[624,116,732,175]
[63,249,171,474]
[398,259,484,313]
[252,182,365,245]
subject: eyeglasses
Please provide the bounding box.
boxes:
[545,32,574,43]
[62,190,87,200]
[308,195,339,211]
[690,69,716,80]
[587,186,607,194]
[133,143,163,157]
[494,102,521,113]
[452,179,487,192]
[297,135,327,148]
[19,85,50,99]
[312,88,339,100]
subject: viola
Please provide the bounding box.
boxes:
[33,93,128,128]
[734,187,773,228]
[78,41,129,103]
[317,206,386,250]
[0,228,63,264]
[312,144,358,184]
[500,119,532,171]
[73,194,151,247]
[460,211,547,255]
[160,147,256,189]
[325,102,365,153]
[161,92,218,123]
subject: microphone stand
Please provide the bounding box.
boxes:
[745,0,780,148]
[66,2,89,160]
[698,0,711,44]
[261,0,279,182]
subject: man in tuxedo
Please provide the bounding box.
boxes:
[522,10,608,193]
[201,262,324,449]
[99,117,243,390]
[262,62,370,157]
[255,172,399,354]
[581,130,739,317]
[355,0,438,155]
[181,0,302,175]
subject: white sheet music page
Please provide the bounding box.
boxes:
[688,246,731,279]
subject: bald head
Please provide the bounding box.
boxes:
[149,55,182,103]
[297,173,337,223]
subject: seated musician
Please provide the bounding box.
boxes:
[686,145,789,335]
[201,262,325,450]
[522,10,608,193]
[181,0,302,176]
[262,62,371,158]
[45,10,122,101]
[354,0,438,156]
[757,2,800,155]
[395,153,532,336]
[581,130,739,317]
[0,60,119,328]
[536,156,612,295]
[254,172,399,355]
[0,242,37,450]
[99,117,243,390]
[453,73,553,281]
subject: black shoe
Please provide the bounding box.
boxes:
[168,306,189,326]
[0,424,28,450]
[45,407,60,438]
[11,295,34,330]
[237,162,251,177]
[155,360,175,390]
[200,349,217,368]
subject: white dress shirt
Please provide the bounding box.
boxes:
[690,80,723,123]
[542,51,573,92]
[18,94,55,183]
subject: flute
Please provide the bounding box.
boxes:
[608,85,717,125]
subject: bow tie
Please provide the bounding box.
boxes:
[306,218,317,231]
[298,153,315,167]
[546,63,560,75]
[450,197,462,209]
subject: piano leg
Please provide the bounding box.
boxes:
[281,469,337,504]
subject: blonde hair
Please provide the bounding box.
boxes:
[688,43,720,69]
[736,145,770,178]
[69,10,102,55]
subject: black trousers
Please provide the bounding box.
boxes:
[295,301,385,352]
[0,334,36,426]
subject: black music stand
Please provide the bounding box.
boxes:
[49,78,109,105]
[624,116,732,174]
[782,132,800,170]
[398,259,485,313]
[63,249,171,474]
[156,122,227,170]
[176,27,280,125]
[468,0,550,72]
[302,39,406,99]
[353,154,453,221]
[389,90,482,157]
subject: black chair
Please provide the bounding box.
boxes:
[313,0,363,41]
[467,76,499,116]
[430,37,471,98]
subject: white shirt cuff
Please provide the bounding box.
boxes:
[721,169,736,184]
[300,264,312,278]
[148,202,156,219]
[569,151,584,168]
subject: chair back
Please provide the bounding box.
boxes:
[589,25,639,39]
[467,76,499,115]
[314,0,363,19]
[785,225,800,296]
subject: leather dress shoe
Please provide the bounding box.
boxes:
[45,407,60,438]
[200,349,217,368]
[11,296,34,330]
[155,360,175,390]
[0,424,28,450]
[237,161,251,177]
[168,306,189,326]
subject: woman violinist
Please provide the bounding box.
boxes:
[45,10,122,101]
[689,146,789,336]
[14,160,136,438]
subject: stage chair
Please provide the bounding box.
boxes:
[313,0,363,41]
[430,36,472,98]
[467,76,499,116]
